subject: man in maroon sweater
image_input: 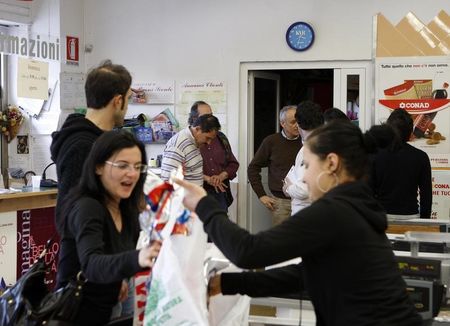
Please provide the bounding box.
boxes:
[248,106,302,225]
[188,101,239,211]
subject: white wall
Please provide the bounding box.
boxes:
[59,0,85,73]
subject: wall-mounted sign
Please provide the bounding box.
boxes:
[66,36,79,65]
[0,32,60,61]
[131,82,175,104]
[17,57,49,100]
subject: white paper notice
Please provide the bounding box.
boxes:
[177,81,227,130]
[60,72,86,110]
[30,135,53,175]
[17,57,49,100]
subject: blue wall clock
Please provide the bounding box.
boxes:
[286,22,315,51]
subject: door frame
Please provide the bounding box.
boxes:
[247,71,281,157]
[238,60,372,229]
[334,67,367,128]
[247,71,281,233]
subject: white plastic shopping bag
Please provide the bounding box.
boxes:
[144,215,208,325]
[134,167,189,326]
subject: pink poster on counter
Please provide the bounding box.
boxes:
[16,207,59,289]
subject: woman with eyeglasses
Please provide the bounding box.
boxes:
[56,130,161,325]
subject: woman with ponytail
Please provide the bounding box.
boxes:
[175,121,422,326]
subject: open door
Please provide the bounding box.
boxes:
[247,71,280,233]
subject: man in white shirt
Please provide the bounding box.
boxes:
[283,101,323,214]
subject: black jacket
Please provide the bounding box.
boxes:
[50,113,103,232]
[369,143,432,218]
[196,181,422,326]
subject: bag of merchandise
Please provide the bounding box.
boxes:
[144,216,208,325]
[140,167,209,325]
[133,170,172,326]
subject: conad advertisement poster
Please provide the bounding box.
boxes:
[431,170,450,220]
[375,56,450,169]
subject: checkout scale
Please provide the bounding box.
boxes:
[243,219,450,325]
[388,219,450,322]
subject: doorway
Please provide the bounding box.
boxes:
[252,69,333,152]
[239,61,371,232]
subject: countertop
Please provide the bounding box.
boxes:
[0,187,57,212]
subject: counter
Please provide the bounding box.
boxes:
[0,187,58,287]
[0,188,57,213]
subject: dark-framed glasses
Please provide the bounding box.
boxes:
[105,161,148,173]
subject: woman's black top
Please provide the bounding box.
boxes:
[57,197,143,325]
[196,181,422,326]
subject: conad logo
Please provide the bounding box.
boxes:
[399,102,430,109]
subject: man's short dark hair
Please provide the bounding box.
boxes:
[386,108,413,143]
[192,114,221,133]
[295,100,323,130]
[323,108,349,123]
[85,59,132,109]
[188,101,209,125]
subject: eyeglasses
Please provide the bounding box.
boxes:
[105,161,148,173]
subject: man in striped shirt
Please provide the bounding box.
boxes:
[161,114,221,186]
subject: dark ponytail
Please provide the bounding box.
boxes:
[307,121,399,180]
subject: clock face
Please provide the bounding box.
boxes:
[286,22,315,51]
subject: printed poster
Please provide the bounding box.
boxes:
[431,171,450,220]
[17,208,59,289]
[375,57,450,168]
